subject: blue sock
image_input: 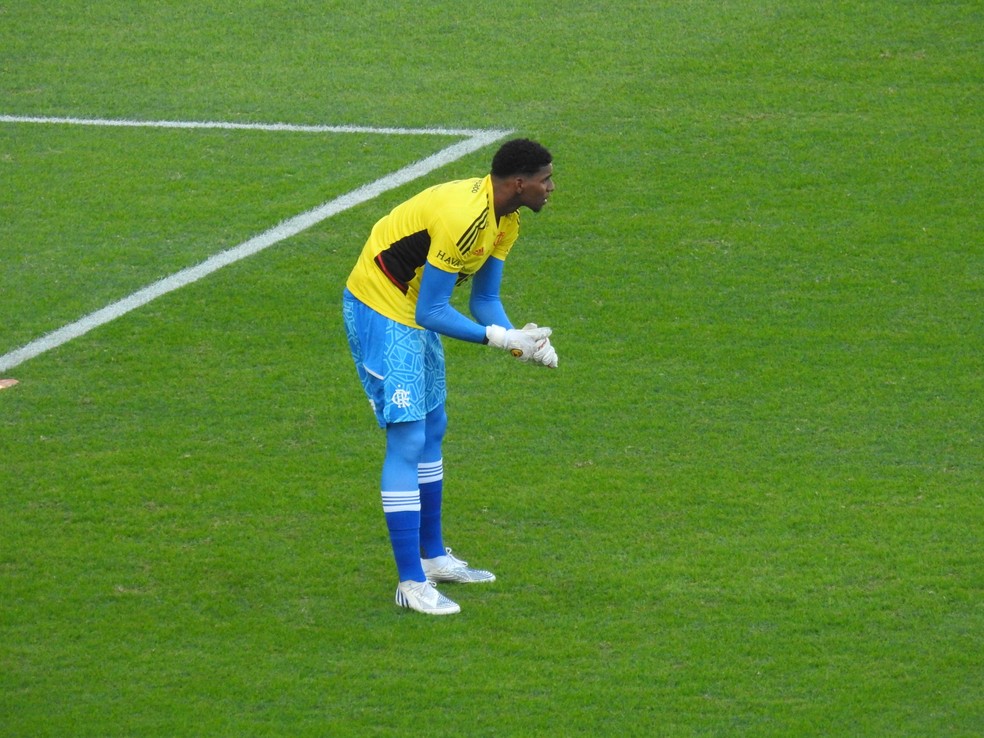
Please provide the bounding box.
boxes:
[381,492,424,582]
[381,421,427,581]
[418,459,445,559]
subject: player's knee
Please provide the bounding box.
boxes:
[386,420,427,463]
[426,406,448,444]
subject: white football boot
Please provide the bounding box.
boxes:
[422,548,496,584]
[395,580,461,615]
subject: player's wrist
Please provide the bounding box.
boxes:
[485,324,507,348]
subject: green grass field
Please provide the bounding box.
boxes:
[2,2,981,735]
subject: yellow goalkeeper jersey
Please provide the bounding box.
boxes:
[345,175,519,328]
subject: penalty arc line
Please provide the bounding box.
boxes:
[0,127,513,374]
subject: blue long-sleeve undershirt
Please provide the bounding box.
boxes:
[415,258,512,342]
[469,255,512,329]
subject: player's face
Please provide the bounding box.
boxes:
[518,164,555,212]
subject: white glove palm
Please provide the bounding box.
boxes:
[486,324,552,363]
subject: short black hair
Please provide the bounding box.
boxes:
[491,138,552,177]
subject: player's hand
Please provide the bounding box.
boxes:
[486,324,552,362]
[532,338,558,368]
[522,323,558,368]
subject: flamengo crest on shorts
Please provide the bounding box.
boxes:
[391,386,412,409]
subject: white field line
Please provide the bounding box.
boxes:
[0,116,513,373]
[0,114,503,138]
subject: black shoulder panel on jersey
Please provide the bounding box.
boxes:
[374,230,431,294]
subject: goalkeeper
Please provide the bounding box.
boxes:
[342,138,557,616]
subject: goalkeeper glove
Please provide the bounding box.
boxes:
[532,337,558,368]
[485,324,552,362]
[522,323,558,368]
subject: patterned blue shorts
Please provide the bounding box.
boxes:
[342,289,447,428]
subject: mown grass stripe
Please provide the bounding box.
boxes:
[0,119,512,372]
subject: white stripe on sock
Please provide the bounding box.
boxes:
[418,460,444,485]
[381,490,420,514]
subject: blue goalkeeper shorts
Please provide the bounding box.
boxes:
[342,289,447,428]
